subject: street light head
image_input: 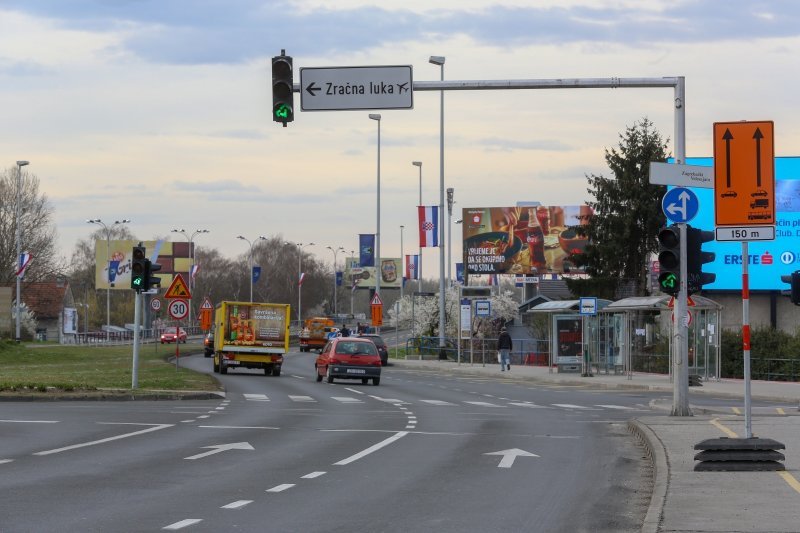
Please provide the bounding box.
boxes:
[86,219,100,224]
[236,235,246,240]
[115,219,131,224]
[198,229,210,234]
[429,56,445,66]
[368,114,381,121]
[412,161,422,167]
[257,235,267,241]
[16,161,29,167]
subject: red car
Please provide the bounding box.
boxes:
[160,328,187,344]
[315,336,382,385]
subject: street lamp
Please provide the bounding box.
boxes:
[349,250,356,316]
[237,235,266,302]
[455,219,463,285]
[412,161,423,289]
[400,226,405,303]
[326,245,345,315]
[429,54,446,358]
[87,217,131,341]
[171,228,209,326]
[14,160,29,343]
[286,241,315,322]
[369,113,382,299]
[447,187,454,287]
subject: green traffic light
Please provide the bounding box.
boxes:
[660,273,677,289]
[132,277,143,286]
[275,104,290,119]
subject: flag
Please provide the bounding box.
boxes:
[298,272,306,286]
[488,273,499,286]
[418,206,439,247]
[16,252,32,278]
[252,266,261,284]
[456,263,464,284]
[191,264,200,281]
[405,254,419,280]
[359,234,375,266]
[108,260,120,283]
[352,279,360,293]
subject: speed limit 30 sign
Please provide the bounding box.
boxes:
[168,299,189,320]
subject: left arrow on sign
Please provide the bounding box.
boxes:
[305,82,321,96]
[484,448,540,468]
[184,442,254,460]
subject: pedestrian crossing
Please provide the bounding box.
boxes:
[238,393,648,412]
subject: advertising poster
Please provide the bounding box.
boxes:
[225,303,287,347]
[462,205,593,275]
[94,240,194,291]
[63,307,78,334]
[555,316,583,364]
[346,258,402,289]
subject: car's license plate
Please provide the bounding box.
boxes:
[226,360,240,365]
[346,368,366,374]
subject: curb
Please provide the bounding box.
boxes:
[628,419,668,533]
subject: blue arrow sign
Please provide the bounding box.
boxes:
[662,187,699,223]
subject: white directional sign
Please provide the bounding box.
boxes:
[662,187,699,223]
[300,66,413,111]
[649,162,713,188]
[715,225,775,242]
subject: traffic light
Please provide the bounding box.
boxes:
[686,226,716,295]
[131,245,146,291]
[781,271,800,305]
[145,259,162,292]
[272,50,293,126]
[657,225,681,296]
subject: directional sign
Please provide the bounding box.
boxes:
[714,121,775,226]
[483,448,540,468]
[168,299,189,320]
[648,162,713,188]
[300,66,413,111]
[715,225,775,242]
[164,273,191,299]
[662,187,699,223]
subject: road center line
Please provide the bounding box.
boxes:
[34,423,173,456]
[333,431,409,466]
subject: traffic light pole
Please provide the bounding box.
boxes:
[742,241,752,437]
[671,223,691,416]
[132,291,141,389]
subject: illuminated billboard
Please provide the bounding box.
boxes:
[94,240,193,290]
[678,157,800,291]
[344,257,402,289]
[462,205,593,275]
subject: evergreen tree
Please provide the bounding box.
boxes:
[569,118,669,298]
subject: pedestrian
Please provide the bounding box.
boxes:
[497,327,512,371]
[340,323,350,337]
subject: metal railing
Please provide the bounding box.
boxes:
[404,336,551,366]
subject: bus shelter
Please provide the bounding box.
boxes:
[526,299,612,374]
[600,295,722,381]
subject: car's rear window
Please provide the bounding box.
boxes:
[362,335,386,347]
[335,342,378,355]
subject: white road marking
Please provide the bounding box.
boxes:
[291,375,306,379]
[163,519,202,530]
[302,471,326,479]
[508,402,546,408]
[595,404,637,410]
[180,420,196,423]
[334,431,409,465]
[344,387,365,395]
[464,401,504,407]
[332,397,362,403]
[0,459,14,464]
[484,448,540,468]
[289,395,316,402]
[243,394,269,401]
[369,396,408,404]
[552,404,599,410]
[34,424,173,456]
[198,425,279,430]
[221,500,253,510]
[266,484,295,493]
[197,415,210,419]
[0,419,58,424]
[420,400,456,406]
[184,442,254,460]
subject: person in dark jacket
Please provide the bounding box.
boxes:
[340,324,351,337]
[497,327,512,371]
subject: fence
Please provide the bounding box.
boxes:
[405,336,550,366]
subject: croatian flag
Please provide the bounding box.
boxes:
[16,252,32,278]
[405,254,419,280]
[191,264,199,282]
[488,274,499,286]
[298,272,306,287]
[418,205,439,247]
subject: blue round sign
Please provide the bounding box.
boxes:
[662,187,699,223]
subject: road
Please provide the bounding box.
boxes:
[0,350,662,532]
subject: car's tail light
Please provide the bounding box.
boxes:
[329,356,341,365]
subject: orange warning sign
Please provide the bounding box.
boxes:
[713,121,775,226]
[371,304,383,327]
[164,273,192,299]
[200,309,212,331]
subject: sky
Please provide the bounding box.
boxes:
[2,0,800,276]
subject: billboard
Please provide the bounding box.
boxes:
[94,240,194,290]
[345,257,402,289]
[677,156,800,291]
[462,205,593,275]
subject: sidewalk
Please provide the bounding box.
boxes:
[390,357,800,533]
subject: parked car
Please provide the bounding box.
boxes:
[358,333,389,366]
[203,333,214,357]
[315,336,382,385]
[161,328,187,344]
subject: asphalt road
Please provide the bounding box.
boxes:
[0,350,662,532]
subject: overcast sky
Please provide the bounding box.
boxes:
[2,0,799,274]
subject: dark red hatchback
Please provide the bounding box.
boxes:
[315,336,382,386]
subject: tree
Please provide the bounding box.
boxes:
[569,118,669,298]
[0,166,64,284]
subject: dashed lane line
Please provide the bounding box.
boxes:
[221,500,253,510]
[266,484,295,493]
[163,518,202,530]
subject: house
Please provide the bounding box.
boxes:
[2,277,76,342]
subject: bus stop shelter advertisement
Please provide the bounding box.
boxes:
[462,205,593,275]
[675,157,800,291]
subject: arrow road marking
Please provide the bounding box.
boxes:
[484,448,540,468]
[184,441,254,460]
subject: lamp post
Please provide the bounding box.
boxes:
[455,219,463,285]
[349,250,356,316]
[326,245,345,315]
[87,217,131,341]
[412,161,423,290]
[429,54,446,358]
[171,228,209,327]
[14,160,29,343]
[400,225,405,303]
[237,235,266,302]
[286,242,315,323]
[447,187,454,287]
[369,113,382,300]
